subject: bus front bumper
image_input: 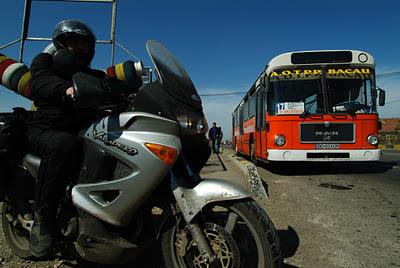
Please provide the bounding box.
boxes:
[267,149,380,161]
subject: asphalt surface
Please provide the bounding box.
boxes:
[252,149,400,268]
[178,148,400,267]
[1,149,399,267]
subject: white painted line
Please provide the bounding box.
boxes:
[382,153,400,156]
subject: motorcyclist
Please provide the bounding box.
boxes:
[26,19,141,258]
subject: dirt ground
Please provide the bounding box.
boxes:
[1,147,399,267]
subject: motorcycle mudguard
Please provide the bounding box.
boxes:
[173,179,252,223]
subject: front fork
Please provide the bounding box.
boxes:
[170,156,217,264]
[169,153,256,263]
[169,162,217,264]
[187,223,216,264]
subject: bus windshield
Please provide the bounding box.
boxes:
[326,67,375,114]
[267,69,323,115]
[267,67,376,116]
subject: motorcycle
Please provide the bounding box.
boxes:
[0,40,282,267]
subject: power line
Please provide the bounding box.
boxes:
[386,99,400,105]
[199,92,247,97]
[199,71,400,97]
[376,71,400,78]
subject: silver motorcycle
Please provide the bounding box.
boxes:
[1,40,282,267]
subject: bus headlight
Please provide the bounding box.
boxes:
[367,135,379,146]
[274,135,286,146]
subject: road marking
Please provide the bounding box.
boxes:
[382,153,400,156]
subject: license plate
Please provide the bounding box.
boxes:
[315,144,340,149]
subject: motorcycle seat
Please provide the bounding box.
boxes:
[22,153,41,178]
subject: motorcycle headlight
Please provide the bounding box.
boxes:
[176,114,208,135]
[367,135,379,146]
[274,135,286,146]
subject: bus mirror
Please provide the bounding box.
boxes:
[378,88,385,106]
[259,75,266,88]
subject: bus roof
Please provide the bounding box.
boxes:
[266,50,374,73]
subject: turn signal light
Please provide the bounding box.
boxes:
[145,143,178,166]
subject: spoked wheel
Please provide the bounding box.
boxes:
[1,201,33,258]
[162,200,282,268]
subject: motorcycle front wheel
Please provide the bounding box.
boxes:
[161,200,282,268]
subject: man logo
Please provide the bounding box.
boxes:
[323,136,331,141]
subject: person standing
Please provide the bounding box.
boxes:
[216,126,223,154]
[208,122,218,153]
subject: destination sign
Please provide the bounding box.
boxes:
[270,68,372,80]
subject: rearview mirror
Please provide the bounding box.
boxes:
[378,88,385,106]
[259,75,266,88]
[72,72,109,109]
[259,74,268,92]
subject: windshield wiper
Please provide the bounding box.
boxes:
[341,103,354,117]
[335,102,357,117]
[300,97,318,118]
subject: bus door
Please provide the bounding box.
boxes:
[256,87,267,159]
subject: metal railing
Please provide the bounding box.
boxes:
[0,0,152,83]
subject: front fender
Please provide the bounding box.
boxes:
[173,179,251,223]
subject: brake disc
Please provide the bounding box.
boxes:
[184,223,240,268]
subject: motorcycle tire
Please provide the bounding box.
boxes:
[1,201,32,258]
[161,199,282,268]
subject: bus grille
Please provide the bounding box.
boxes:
[300,123,355,143]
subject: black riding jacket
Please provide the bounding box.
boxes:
[29,53,110,131]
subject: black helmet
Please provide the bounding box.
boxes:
[52,19,96,66]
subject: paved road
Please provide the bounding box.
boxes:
[1,149,399,267]
[251,149,400,268]
[204,148,400,267]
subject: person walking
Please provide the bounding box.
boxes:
[208,122,218,153]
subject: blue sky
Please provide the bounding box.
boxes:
[1,0,399,140]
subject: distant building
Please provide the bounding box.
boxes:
[379,118,400,133]
[379,118,400,145]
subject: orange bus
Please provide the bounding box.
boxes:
[232,50,385,162]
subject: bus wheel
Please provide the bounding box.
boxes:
[235,142,240,156]
[250,142,257,164]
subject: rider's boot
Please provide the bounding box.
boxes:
[29,212,55,258]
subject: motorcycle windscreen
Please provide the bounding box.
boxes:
[146,40,208,135]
